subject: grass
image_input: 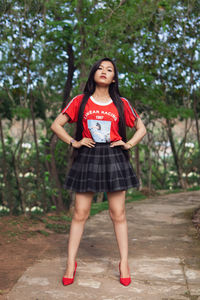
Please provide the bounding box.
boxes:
[163,186,200,195]
[37,230,50,236]
[90,190,146,216]
[187,186,200,191]
[126,190,147,202]
[45,222,70,233]
[90,201,109,216]
[47,215,72,222]
[0,212,73,241]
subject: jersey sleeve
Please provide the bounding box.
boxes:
[61,94,83,123]
[122,98,140,128]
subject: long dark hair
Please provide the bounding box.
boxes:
[75,57,127,142]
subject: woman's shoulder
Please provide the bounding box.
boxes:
[63,94,84,112]
[71,94,84,102]
[120,96,131,105]
[120,96,129,101]
[120,96,139,118]
[120,96,137,111]
[67,94,84,106]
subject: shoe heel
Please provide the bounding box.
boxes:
[119,262,131,286]
[62,261,77,286]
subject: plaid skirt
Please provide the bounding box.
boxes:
[63,143,139,193]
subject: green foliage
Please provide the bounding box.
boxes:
[12,107,31,119]
[45,222,70,233]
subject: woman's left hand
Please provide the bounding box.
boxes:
[110,140,132,150]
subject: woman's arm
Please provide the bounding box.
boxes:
[51,113,73,145]
[125,118,147,149]
[110,118,147,149]
[50,113,95,148]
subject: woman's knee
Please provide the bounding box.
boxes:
[73,192,93,223]
[73,208,90,223]
[109,208,126,223]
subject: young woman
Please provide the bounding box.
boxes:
[51,57,146,286]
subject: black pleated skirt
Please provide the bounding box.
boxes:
[63,143,139,193]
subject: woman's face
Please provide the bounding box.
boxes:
[94,60,115,87]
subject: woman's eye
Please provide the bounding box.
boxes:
[98,67,113,72]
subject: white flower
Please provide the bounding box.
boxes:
[0,206,10,212]
[22,143,32,149]
[169,171,176,175]
[30,206,43,212]
[185,143,194,148]
[188,172,196,177]
[23,173,36,178]
[25,207,30,212]
[31,206,37,212]
[24,172,30,178]
[26,173,36,178]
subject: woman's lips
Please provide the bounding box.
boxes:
[100,75,107,79]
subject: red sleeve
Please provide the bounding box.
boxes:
[121,97,140,128]
[62,94,83,123]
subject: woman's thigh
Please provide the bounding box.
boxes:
[107,190,126,213]
[74,192,94,216]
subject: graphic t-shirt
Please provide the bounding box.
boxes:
[62,94,139,143]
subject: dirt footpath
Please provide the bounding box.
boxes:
[5,191,200,300]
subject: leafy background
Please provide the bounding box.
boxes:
[0,0,199,215]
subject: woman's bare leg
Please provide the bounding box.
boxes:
[64,192,94,278]
[107,190,130,278]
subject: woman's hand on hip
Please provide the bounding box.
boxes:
[110,140,132,150]
[72,138,96,148]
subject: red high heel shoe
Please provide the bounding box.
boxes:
[62,261,77,286]
[119,262,131,286]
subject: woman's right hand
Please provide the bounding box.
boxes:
[72,138,96,148]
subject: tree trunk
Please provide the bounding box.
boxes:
[76,0,88,91]
[134,145,141,190]
[96,192,104,203]
[193,95,200,150]
[49,134,64,211]
[12,153,26,213]
[44,41,76,211]
[0,116,9,206]
[62,42,76,209]
[166,119,186,189]
[146,130,153,193]
[30,95,47,211]
[62,43,76,107]
[30,97,40,184]
[44,144,57,208]
[148,148,152,192]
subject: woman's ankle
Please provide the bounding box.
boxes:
[67,259,76,266]
[120,258,129,264]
